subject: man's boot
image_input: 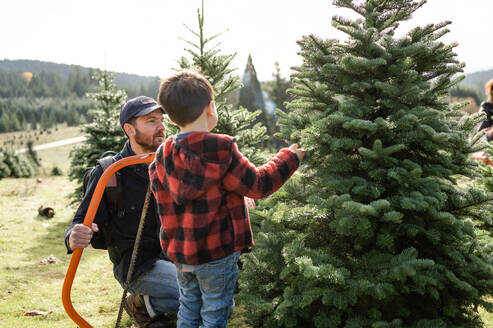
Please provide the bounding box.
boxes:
[123,294,153,327]
[146,312,177,328]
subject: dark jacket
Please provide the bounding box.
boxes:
[478,102,493,132]
[149,132,299,265]
[65,141,163,283]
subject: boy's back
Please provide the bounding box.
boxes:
[149,130,299,265]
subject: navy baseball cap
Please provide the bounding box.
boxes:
[120,96,164,128]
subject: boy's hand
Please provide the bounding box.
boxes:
[289,144,305,162]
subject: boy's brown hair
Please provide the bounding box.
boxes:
[158,69,214,127]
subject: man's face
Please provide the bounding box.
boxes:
[133,109,166,152]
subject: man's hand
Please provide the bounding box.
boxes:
[69,223,98,249]
[289,144,305,162]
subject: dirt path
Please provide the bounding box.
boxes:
[15,136,87,154]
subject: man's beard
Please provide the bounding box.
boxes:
[134,129,165,152]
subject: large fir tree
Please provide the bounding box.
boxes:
[68,71,127,201]
[239,0,493,327]
[175,0,268,164]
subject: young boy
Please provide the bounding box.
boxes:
[149,69,304,327]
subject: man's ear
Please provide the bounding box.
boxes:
[123,122,136,137]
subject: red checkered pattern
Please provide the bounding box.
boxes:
[149,131,299,265]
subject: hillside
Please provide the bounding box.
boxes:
[461,68,493,91]
[0,59,160,91]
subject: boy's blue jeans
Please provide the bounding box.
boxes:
[176,251,241,328]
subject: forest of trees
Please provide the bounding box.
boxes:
[0,61,161,133]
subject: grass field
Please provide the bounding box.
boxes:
[37,143,76,176]
[0,176,137,327]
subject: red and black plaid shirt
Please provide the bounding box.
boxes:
[149,131,299,265]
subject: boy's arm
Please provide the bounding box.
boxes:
[222,142,300,199]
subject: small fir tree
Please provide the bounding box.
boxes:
[0,153,11,179]
[51,165,63,176]
[239,0,493,327]
[30,115,37,130]
[9,112,21,131]
[68,70,127,202]
[175,0,268,164]
[0,150,36,178]
[40,111,50,130]
[26,140,41,167]
[48,111,57,129]
[0,112,9,132]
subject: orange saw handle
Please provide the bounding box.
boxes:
[62,152,156,328]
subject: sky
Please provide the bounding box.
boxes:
[1,0,491,81]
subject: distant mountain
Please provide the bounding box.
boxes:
[0,59,160,90]
[460,68,493,91]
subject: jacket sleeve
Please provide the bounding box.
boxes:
[222,141,299,199]
[64,166,110,254]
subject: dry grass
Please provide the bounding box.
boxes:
[0,176,135,328]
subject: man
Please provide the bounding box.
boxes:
[65,96,179,328]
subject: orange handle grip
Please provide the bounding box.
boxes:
[62,152,156,328]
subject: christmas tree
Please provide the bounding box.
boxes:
[175,0,268,164]
[68,70,127,201]
[0,149,36,179]
[238,55,277,147]
[239,54,265,113]
[239,0,493,327]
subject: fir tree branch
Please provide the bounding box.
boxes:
[449,193,493,213]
